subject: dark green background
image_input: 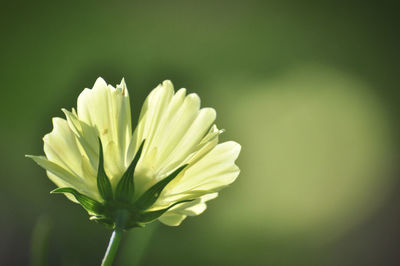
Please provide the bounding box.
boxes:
[1,1,399,265]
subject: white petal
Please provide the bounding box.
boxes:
[165,141,241,195]
[184,125,222,165]
[131,81,219,194]
[146,93,200,164]
[158,212,187,226]
[26,155,99,201]
[158,193,218,225]
[75,77,132,184]
[173,192,219,216]
[62,108,98,168]
[43,118,84,178]
[156,107,216,173]
[131,81,174,154]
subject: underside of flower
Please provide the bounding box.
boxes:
[28,78,241,227]
[50,139,195,229]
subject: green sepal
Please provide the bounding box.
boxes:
[115,140,145,203]
[90,215,114,228]
[96,138,113,201]
[133,164,188,211]
[138,199,193,223]
[51,187,104,214]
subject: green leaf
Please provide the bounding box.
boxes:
[138,200,194,223]
[115,140,145,203]
[96,138,113,201]
[51,187,104,214]
[133,164,188,211]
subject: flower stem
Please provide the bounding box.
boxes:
[101,228,123,266]
[101,210,129,266]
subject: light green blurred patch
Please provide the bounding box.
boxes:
[31,215,52,266]
[212,64,397,242]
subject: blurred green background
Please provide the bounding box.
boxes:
[1,1,399,265]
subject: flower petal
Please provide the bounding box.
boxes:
[43,118,85,179]
[172,192,219,216]
[76,77,132,183]
[62,108,98,169]
[26,155,99,201]
[164,141,241,196]
[131,81,219,194]
[132,80,174,156]
[158,193,218,225]
[156,107,216,173]
[158,212,187,226]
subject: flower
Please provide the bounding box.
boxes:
[27,78,241,228]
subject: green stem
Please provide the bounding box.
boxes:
[101,210,129,266]
[101,228,123,266]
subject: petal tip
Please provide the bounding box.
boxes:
[92,77,108,90]
[162,80,173,88]
[186,93,201,106]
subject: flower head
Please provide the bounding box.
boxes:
[28,78,240,228]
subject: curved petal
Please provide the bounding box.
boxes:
[172,192,218,216]
[76,77,132,184]
[62,108,98,169]
[163,141,241,198]
[26,155,100,202]
[158,193,218,225]
[158,212,187,226]
[29,77,133,203]
[131,81,218,194]
[43,118,85,179]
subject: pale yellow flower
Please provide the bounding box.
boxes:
[28,78,240,227]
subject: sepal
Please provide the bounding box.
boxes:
[96,139,113,201]
[90,215,114,228]
[115,140,145,203]
[133,164,188,210]
[51,187,104,214]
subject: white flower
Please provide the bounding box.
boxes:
[28,78,241,227]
